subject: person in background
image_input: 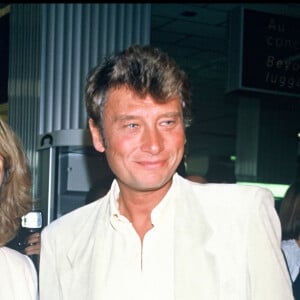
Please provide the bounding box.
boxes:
[24,232,41,256]
[0,119,38,299]
[279,180,300,299]
[186,174,207,184]
[39,44,293,299]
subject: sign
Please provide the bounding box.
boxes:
[227,8,300,97]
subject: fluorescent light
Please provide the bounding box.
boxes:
[237,182,289,199]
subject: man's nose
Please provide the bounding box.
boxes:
[141,127,163,155]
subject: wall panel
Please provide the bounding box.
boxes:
[8,3,151,196]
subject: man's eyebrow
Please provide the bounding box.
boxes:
[113,114,138,122]
[161,112,182,118]
[112,111,182,122]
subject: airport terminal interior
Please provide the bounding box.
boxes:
[1,3,300,220]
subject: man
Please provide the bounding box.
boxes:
[39,44,293,299]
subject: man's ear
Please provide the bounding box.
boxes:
[88,118,105,153]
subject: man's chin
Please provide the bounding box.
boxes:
[134,177,173,192]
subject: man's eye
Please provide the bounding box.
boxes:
[127,123,138,129]
[162,120,175,126]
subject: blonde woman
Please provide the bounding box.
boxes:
[0,119,38,299]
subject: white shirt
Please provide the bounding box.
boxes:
[0,246,38,300]
[282,239,300,281]
[105,183,175,300]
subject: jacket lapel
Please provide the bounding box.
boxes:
[173,175,244,300]
[60,200,109,299]
[174,185,218,300]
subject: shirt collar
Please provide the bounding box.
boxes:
[108,175,177,225]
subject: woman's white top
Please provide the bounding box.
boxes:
[0,246,38,299]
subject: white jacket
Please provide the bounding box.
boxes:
[40,173,294,300]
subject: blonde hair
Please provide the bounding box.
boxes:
[0,119,32,246]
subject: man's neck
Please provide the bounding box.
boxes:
[118,193,157,241]
[117,183,171,241]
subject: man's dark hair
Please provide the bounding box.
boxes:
[85,44,192,142]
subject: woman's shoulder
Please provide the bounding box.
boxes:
[0,246,38,299]
[1,245,27,260]
[0,246,35,270]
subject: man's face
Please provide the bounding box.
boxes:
[92,86,186,192]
